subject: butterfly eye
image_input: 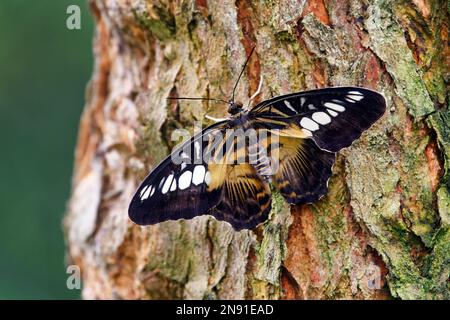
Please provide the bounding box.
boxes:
[228,102,243,115]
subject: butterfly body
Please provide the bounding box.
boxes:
[227,111,251,129]
[129,87,386,230]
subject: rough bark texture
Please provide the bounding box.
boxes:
[65,0,450,299]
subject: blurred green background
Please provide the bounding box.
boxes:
[0,1,93,298]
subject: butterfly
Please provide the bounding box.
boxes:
[128,49,386,231]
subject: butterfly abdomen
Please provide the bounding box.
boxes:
[248,143,273,179]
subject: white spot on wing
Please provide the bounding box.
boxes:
[324,102,345,112]
[346,94,363,101]
[162,174,174,194]
[300,117,319,131]
[150,186,155,197]
[170,179,177,192]
[192,165,206,186]
[300,97,306,106]
[140,185,152,200]
[308,104,316,110]
[302,129,313,137]
[327,109,339,117]
[179,171,192,190]
[312,112,331,125]
[140,185,149,198]
[283,100,296,113]
[204,171,211,185]
[158,177,166,189]
[181,162,187,170]
[348,90,363,95]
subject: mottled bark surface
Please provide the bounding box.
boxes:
[65,0,449,299]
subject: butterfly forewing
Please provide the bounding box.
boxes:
[128,123,226,226]
[250,87,386,152]
[129,122,272,230]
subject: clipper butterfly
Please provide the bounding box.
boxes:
[128,51,386,230]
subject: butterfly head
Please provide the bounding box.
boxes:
[228,100,243,115]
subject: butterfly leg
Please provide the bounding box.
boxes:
[246,75,263,109]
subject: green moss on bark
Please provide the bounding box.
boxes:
[253,189,291,298]
[133,5,176,41]
[365,1,435,118]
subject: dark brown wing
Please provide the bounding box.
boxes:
[128,122,227,226]
[129,121,272,230]
[208,163,271,230]
[250,87,386,152]
[272,135,336,204]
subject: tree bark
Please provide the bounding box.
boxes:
[65,0,449,299]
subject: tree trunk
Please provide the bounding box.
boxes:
[65,0,449,299]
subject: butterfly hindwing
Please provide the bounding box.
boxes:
[272,136,336,204]
[208,163,271,230]
[250,87,386,152]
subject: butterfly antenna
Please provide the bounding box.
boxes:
[166,97,228,104]
[231,46,256,102]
